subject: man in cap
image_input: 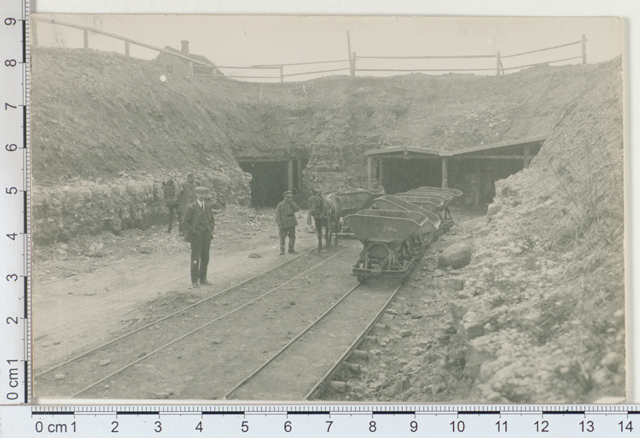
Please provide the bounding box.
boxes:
[183,186,216,288]
[175,172,197,235]
[275,191,300,255]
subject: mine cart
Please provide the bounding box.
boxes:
[334,190,384,236]
[398,189,461,221]
[345,209,438,282]
[370,195,443,231]
[336,190,383,216]
[393,194,446,212]
[407,187,462,220]
[410,186,463,198]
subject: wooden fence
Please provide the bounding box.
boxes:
[32,18,587,82]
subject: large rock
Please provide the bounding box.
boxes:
[439,242,474,269]
[486,204,502,217]
[465,336,496,380]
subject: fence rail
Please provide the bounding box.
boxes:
[32,18,588,82]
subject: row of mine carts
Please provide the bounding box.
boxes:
[339,187,462,283]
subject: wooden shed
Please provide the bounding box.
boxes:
[365,135,546,205]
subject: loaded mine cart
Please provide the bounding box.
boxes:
[344,209,438,283]
[396,189,461,225]
[334,190,384,236]
[370,195,442,231]
[405,186,463,221]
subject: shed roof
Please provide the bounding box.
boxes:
[365,134,547,158]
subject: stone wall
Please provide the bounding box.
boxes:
[33,170,252,245]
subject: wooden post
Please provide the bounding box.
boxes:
[347,31,352,72]
[378,159,384,189]
[581,34,587,64]
[441,157,449,188]
[187,60,194,77]
[367,156,373,190]
[352,52,357,77]
[496,51,501,76]
[124,41,130,57]
[288,160,294,193]
[297,159,303,191]
[280,65,284,83]
[83,29,89,49]
[523,145,531,168]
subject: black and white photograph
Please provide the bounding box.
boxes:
[29,14,625,403]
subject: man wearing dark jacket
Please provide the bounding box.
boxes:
[183,186,216,288]
[275,191,300,255]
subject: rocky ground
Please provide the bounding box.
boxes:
[33,205,277,282]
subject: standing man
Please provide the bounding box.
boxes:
[176,172,197,235]
[183,186,215,288]
[275,191,300,255]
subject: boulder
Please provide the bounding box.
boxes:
[464,337,497,380]
[439,242,474,269]
[487,204,502,217]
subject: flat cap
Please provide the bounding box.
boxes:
[282,191,292,197]
[195,186,210,194]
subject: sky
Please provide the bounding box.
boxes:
[32,15,623,81]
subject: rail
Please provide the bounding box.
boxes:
[32,18,588,81]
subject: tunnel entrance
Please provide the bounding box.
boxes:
[381,158,442,194]
[238,158,305,207]
[366,137,545,206]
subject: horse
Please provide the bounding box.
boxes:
[307,193,341,251]
[162,179,178,233]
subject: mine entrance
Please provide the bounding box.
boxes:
[381,158,442,194]
[238,158,303,207]
[366,137,545,206]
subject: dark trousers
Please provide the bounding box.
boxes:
[190,232,211,284]
[279,226,296,252]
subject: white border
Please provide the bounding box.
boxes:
[29,0,639,402]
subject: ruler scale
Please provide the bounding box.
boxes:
[0,404,640,436]
[0,0,30,407]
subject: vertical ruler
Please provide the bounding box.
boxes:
[0,0,29,405]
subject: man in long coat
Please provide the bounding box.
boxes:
[183,186,216,288]
[176,172,197,235]
[275,191,300,255]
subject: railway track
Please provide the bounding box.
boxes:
[36,239,416,401]
[34,246,348,398]
[222,280,403,401]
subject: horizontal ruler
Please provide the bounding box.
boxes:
[2,405,640,437]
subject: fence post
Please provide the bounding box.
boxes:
[83,29,89,49]
[582,34,587,64]
[496,51,501,76]
[280,65,284,83]
[352,52,356,77]
[347,31,352,70]
[124,41,130,57]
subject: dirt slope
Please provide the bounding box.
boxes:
[33,47,610,193]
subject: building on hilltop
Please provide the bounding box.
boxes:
[155,40,223,77]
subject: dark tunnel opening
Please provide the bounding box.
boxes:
[238,160,302,207]
[382,159,442,194]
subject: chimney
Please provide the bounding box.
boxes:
[181,40,190,53]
